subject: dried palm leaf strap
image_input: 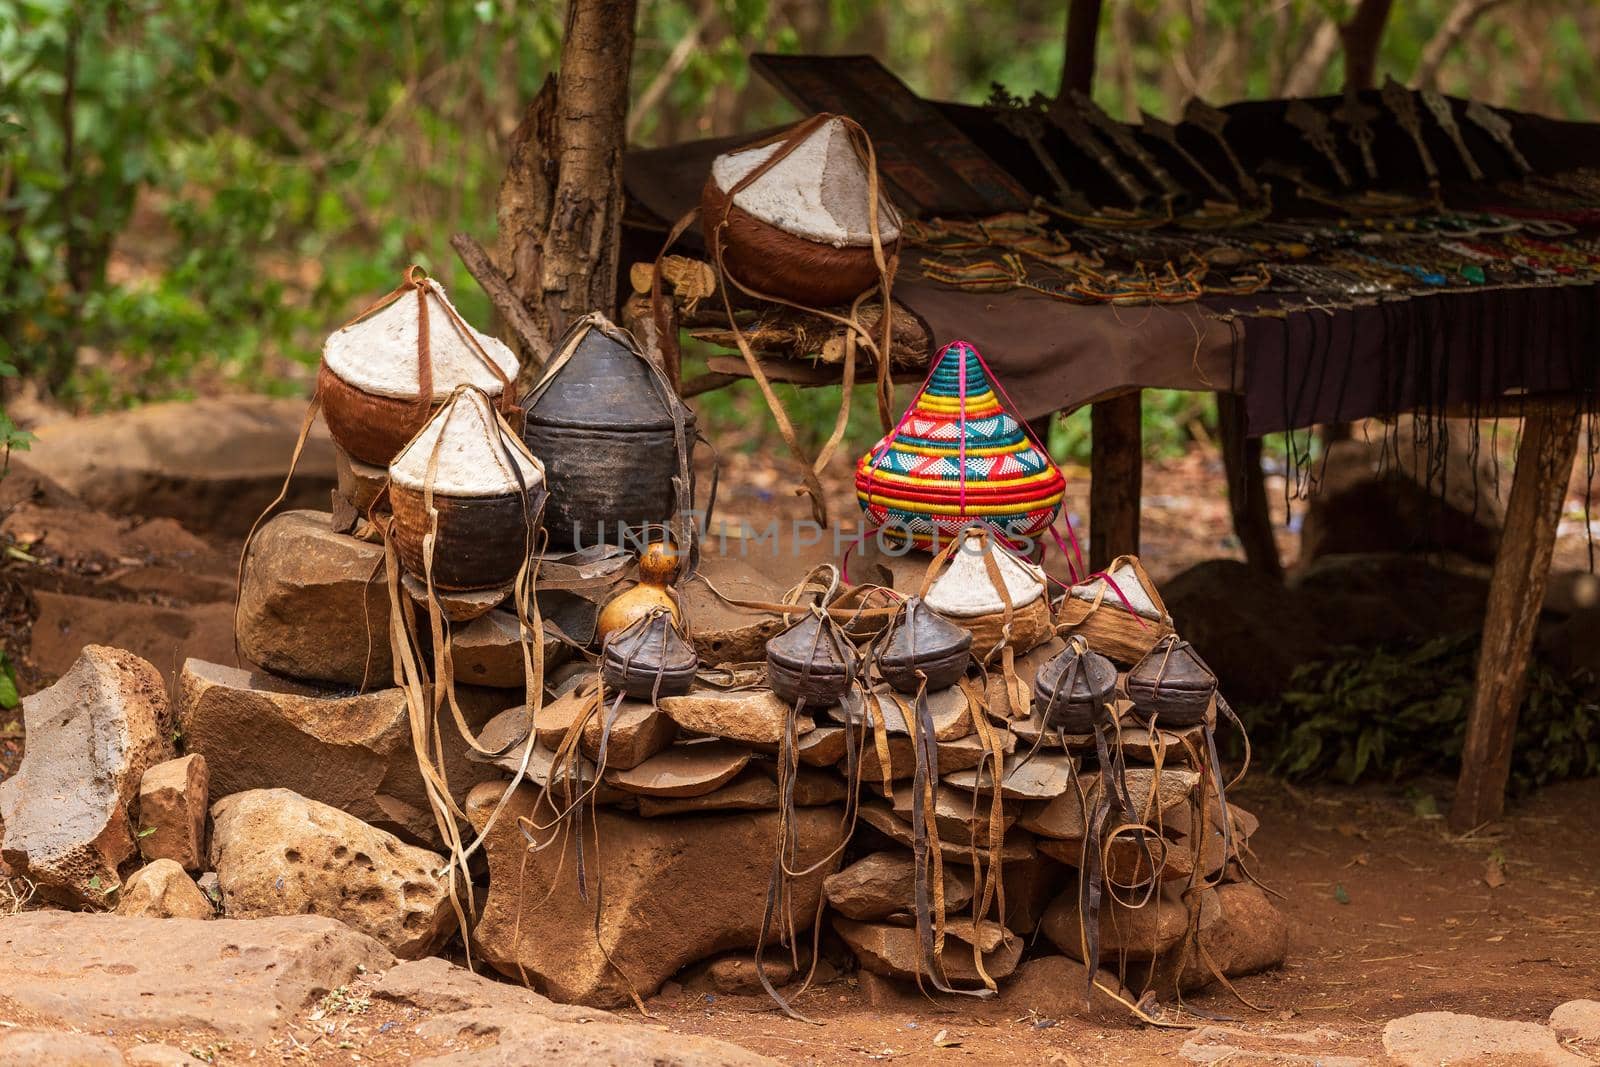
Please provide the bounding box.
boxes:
[530,315,712,578]
[754,604,865,1022]
[233,266,515,669]
[653,113,898,527]
[380,387,545,966]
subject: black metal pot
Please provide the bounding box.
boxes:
[877,597,973,694]
[521,316,695,548]
[1032,639,1119,734]
[601,609,699,700]
[1126,636,1215,727]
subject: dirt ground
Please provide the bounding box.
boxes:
[1,425,1597,1064]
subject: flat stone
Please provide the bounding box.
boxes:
[752,724,848,767]
[0,646,173,906]
[137,754,209,871]
[474,712,631,804]
[660,687,813,744]
[1042,882,1218,962]
[823,850,974,920]
[1550,999,1600,1043]
[126,1044,199,1065]
[1018,767,1199,841]
[449,608,571,688]
[854,729,1015,783]
[236,509,393,686]
[0,1030,124,1066]
[945,751,1080,800]
[635,767,844,816]
[683,952,799,995]
[115,858,214,919]
[999,856,1068,935]
[997,954,1134,1023]
[402,572,509,622]
[1383,1012,1587,1067]
[1179,1025,1372,1066]
[605,741,751,797]
[409,1007,776,1066]
[369,956,594,1023]
[833,917,1021,983]
[681,557,788,665]
[178,658,502,848]
[0,912,392,1042]
[1145,882,1286,992]
[467,781,842,1007]
[209,788,453,960]
[528,685,589,749]
[857,802,1037,864]
[830,685,971,741]
[19,396,336,535]
[580,697,678,770]
[890,785,1016,847]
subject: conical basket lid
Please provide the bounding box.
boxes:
[711,116,901,246]
[924,531,1046,619]
[1034,641,1119,705]
[390,388,544,497]
[856,341,1065,548]
[766,611,852,676]
[523,315,685,432]
[603,609,699,676]
[1127,637,1215,695]
[881,597,973,666]
[323,275,517,401]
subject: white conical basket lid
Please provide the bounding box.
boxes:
[323,278,518,401]
[390,388,543,498]
[1070,559,1163,620]
[711,117,901,248]
[924,532,1046,618]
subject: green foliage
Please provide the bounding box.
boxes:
[1246,633,1600,794]
[0,649,18,709]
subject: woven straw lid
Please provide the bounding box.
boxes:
[1069,558,1164,621]
[322,278,517,401]
[711,116,901,248]
[924,532,1047,619]
[390,388,543,497]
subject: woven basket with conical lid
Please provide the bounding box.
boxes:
[702,114,900,307]
[923,528,1053,659]
[1057,554,1175,665]
[766,610,855,707]
[320,268,518,466]
[520,314,695,548]
[1126,635,1215,727]
[856,340,1065,551]
[388,386,544,591]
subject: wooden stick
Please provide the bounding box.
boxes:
[450,231,551,370]
[1450,402,1581,830]
[1218,393,1283,581]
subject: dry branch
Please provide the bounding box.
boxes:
[450,231,551,371]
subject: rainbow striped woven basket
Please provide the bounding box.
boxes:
[855,340,1066,550]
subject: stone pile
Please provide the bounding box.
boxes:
[0,498,1287,1020]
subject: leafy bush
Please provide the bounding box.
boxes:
[1244,633,1600,795]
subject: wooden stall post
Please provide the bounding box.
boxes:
[1217,393,1282,580]
[1450,404,1581,830]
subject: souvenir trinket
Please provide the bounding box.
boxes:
[601,608,698,701]
[320,268,519,466]
[1420,89,1483,181]
[702,115,901,307]
[877,596,974,694]
[521,314,696,549]
[1126,635,1216,728]
[388,387,545,591]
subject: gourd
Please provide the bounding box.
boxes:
[596,540,680,642]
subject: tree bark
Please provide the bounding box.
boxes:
[1056,0,1103,103]
[1339,0,1394,91]
[1090,394,1142,572]
[1450,404,1580,831]
[1281,18,1339,96]
[495,0,638,365]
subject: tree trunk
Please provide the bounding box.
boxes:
[1056,0,1103,103]
[1415,0,1509,89]
[1339,0,1394,91]
[495,0,638,367]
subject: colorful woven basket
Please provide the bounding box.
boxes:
[855,340,1065,550]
